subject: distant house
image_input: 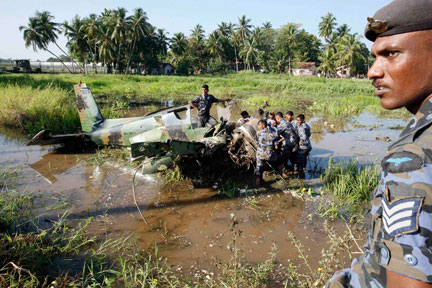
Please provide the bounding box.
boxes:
[291,62,317,76]
[336,65,351,78]
[155,63,175,75]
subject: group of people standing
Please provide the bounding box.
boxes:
[255,110,312,185]
[189,83,312,186]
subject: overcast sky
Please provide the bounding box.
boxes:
[0,0,393,61]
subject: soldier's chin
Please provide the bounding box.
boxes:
[379,98,403,110]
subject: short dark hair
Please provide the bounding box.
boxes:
[202,84,209,90]
[286,111,294,116]
[297,114,305,121]
[275,112,283,118]
[258,119,267,127]
[240,110,249,117]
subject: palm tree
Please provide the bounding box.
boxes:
[318,47,335,77]
[20,13,72,73]
[207,31,224,62]
[239,37,258,70]
[82,14,100,68]
[217,22,230,37]
[191,24,205,42]
[336,24,351,38]
[262,21,272,30]
[335,33,365,75]
[63,16,88,73]
[237,15,252,43]
[38,11,80,72]
[170,32,188,57]
[126,8,149,73]
[111,8,131,72]
[319,13,337,43]
[156,28,169,61]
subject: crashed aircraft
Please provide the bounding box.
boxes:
[28,83,261,173]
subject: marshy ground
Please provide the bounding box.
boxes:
[0,73,408,286]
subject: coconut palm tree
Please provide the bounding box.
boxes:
[237,15,252,43]
[156,28,169,61]
[63,16,88,73]
[82,14,100,67]
[335,33,365,75]
[240,37,258,70]
[207,31,224,62]
[20,13,72,73]
[111,8,131,72]
[318,47,335,77]
[319,13,337,43]
[336,24,351,38]
[126,8,149,73]
[191,24,205,42]
[262,21,272,30]
[170,32,188,57]
[217,22,230,37]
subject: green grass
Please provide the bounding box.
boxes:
[320,158,380,218]
[0,73,408,135]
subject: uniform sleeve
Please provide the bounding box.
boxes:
[376,145,432,283]
[210,94,219,103]
[191,96,200,105]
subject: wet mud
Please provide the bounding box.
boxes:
[0,107,406,276]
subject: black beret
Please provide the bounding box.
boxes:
[365,0,432,42]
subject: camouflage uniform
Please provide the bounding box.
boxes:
[190,94,219,127]
[276,119,298,168]
[327,98,432,287]
[296,122,311,177]
[255,127,278,178]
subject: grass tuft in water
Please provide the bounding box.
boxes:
[320,158,380,218]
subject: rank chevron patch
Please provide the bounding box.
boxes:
[382,197,423,239]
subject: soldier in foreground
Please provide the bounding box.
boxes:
[327,0,432,287]
[189,84,228,127]
[296,114,311,179]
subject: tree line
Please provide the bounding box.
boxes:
[20,9,371,76]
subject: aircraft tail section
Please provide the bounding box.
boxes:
[73,83,104,132]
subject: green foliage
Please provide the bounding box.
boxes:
[320,158,380,216]
[221,179,238,198]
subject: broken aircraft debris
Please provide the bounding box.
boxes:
[28,83,262,173]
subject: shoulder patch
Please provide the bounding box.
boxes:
[382,196,423,239]
[382,151,423,173]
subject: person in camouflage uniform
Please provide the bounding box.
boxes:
[274,112,298,173]
[189,84,228,127]
[296,114,311,179]
[327,1,432,287]
[255,120,279,186]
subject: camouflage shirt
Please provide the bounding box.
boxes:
[327,97,432,287]
[256,127,277,161]
[276,119,298,147]
[191,94,219,118]
[297,123,312,150]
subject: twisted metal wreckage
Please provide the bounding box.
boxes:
[28,83,265,174]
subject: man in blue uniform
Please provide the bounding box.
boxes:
[327,1,432,287]
[296,114,311,179]
[274,112,298,173]
[255,120,279,186]
[189,84,228,127]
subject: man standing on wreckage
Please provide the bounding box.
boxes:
[327,1,432,287]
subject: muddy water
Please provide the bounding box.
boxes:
[0,109,407,275]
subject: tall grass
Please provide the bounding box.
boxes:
[0,84,80,135]
[320,158,380,217]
